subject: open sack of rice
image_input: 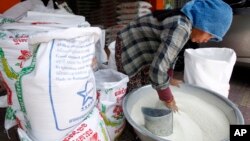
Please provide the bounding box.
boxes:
[0,23,108,140]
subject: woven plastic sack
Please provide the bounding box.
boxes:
[0,27,101,141]
[184,48,236,97]
[62,107,110,141]
[18,107,111,141]
[95,69,129,141]
[0,13,90,132]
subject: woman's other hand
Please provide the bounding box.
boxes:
[164,99,178,112]
[170,78,183,87]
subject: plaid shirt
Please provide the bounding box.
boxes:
[117,14,191,90]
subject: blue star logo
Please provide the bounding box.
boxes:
[77,80,94,111]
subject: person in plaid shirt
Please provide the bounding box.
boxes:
[115,0,233,112]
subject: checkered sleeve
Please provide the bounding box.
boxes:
[149,20,190,90]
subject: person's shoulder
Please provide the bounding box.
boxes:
[160,14,191,33]
[165,14,191,27]
[134,13,160,26]
[136,13,155,22]
[161,14,184,24]
[178,14,192,26]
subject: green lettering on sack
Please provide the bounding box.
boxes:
[0,18,15,25]
[0,45,38,131]
[104,88,113,95]
[0,46,39,114]
[5,107,15,120]
[15,46,38,114]
[24,117,31,130]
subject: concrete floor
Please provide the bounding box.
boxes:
[227,65,250,124]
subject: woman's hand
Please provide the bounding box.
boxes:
[157,87,178,112]
[164,99,178,112]
[170,78,183,87]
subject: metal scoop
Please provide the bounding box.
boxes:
[141,107,173,136]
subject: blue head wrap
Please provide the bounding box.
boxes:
[181,0,233,41]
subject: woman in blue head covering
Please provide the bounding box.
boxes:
[115,0,233,112]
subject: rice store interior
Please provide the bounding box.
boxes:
[0,0,250,141]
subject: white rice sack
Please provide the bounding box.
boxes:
[0,23,70,32]
[3,0,71,21]
[0,17,91,131]
[19,11,90,28]
[0,27,101,141]
[62,107,110,141]
[0,29,35,130]
[22,27,100,141]
[184,48,236,97]
[17,109,111,141]
[0,24,68,130]
[95,69,129,141]
[18,108,111,141]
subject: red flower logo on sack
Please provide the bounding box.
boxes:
[112,105,123,120]
[16,50,32,68]
[89,132,100,141]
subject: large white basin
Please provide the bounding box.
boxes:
[122,84,244,141]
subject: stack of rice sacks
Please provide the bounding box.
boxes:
[0,1,110,141]
[105,1,152,49]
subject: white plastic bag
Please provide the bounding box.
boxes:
[0,24,85,131]
[184,48,236,97]
[107,41,117,70]
[22,27,100,141]
[18,108,111,141]
[0,27,101,141]
[0,29,35,131]
[95,69,129,141]
[62,107,110,141]
[0,13,92,131]
[95,30,108,68]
